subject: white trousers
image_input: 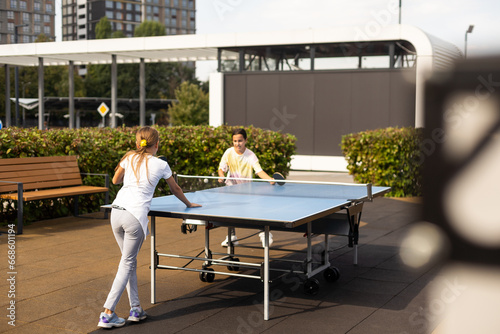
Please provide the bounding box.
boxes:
[103,208,144,311]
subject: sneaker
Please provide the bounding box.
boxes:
[221,235,239,247]
[259,232,274,247]
[128,306,147,322]
[98,312,125,328]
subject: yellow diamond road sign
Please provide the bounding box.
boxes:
[97,102,109,117]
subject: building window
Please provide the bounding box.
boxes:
[23,35,30,43]
[182,0,187,8]
[34,25,41,34]
[135,14,140,21]
[182,19,187,28]
[173,0,178,7]
[22,12,30,23]
[10,0,17,9]
[126,3,132,10]
[171,9,176,16]
[20,1,27,10]
[106,11,114,18]
[7,11,14,19]
[34,1,41,10]
[44,26,50,34]
[8,23,14,32]
[146,6,151,13]
[126,13,132,20]
[105,1,114,8]
[116,12,122,20]
[164,17,169,25]
[44,14,51,22]
[190,20,195,29]
[46,4,53,12]
[135,4,140,11]
[116,1,122,9]
[116,22,122,30]
[35,14,41,22]
[188,0,193,9]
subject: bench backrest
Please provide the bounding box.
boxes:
[0,156,83,193]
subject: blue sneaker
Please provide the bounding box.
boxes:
[98,312,126,328]
[128,306,147,322]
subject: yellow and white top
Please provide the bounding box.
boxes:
[219,147,263,185]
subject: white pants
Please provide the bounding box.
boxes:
[103,208,145,311]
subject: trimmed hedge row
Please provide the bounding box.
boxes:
[0,125,296,225]
[340,127,423,197]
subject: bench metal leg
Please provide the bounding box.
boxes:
[17,183,23,235]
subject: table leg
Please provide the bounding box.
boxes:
[307,222,312,276]
[264,226,270,320]
[151,216,156,304]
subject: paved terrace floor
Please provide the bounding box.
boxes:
[0,172,443,334]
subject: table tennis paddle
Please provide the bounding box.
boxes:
[273,172,286,186]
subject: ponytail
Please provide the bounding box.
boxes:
[116,126,159,184]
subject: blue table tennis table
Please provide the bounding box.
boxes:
[146,180,390,320]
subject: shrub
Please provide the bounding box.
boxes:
[341,127,423,197]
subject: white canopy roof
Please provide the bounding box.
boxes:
[0,24,461,68]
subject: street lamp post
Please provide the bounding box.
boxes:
[465,25,474,59]
[14,24,28,127]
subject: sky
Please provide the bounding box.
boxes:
[54,0,500,81]
[194,0,500,80]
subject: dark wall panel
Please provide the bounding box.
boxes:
[223,69,415,156]
[224,75,247,125]
[351,71,391,133]
[389,71,416,126]
[278,74,315,153]
[314,72,352,155]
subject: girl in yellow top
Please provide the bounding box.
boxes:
[218,128,274,246]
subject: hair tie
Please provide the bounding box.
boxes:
[140,139,147,147]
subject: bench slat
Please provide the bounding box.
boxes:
[0,156,77,166]
[0,178,84,193]
[0,185,108,201]
[0,167,80,179]
[1,172,83,184]
[0,161,79,173]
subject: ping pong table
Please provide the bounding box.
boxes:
[146,178,390,320]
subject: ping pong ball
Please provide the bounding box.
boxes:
[204,178,208,183]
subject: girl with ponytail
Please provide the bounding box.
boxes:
[98,126,201,328]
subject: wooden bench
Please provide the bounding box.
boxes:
[0,156,109,234]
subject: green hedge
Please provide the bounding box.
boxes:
[0,125,296,225]
[340,127,423,197]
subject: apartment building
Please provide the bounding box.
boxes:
[62,0,196,41]
[0,0,56,44]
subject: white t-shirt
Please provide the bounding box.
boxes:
[112,154,172,238]
[219,147,263,185]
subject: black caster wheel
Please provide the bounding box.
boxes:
[323,267,340,282]
[228,258,240,271]
[303,278,320,295]
[199,271,206,282]
[205,268,215,282]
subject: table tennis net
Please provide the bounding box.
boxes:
[175,175,372,200]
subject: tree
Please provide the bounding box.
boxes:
[134,20,166,37]
[95,17,112,39]
[168,82,209,126]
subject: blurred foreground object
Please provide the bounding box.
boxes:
[422,56,500,334]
